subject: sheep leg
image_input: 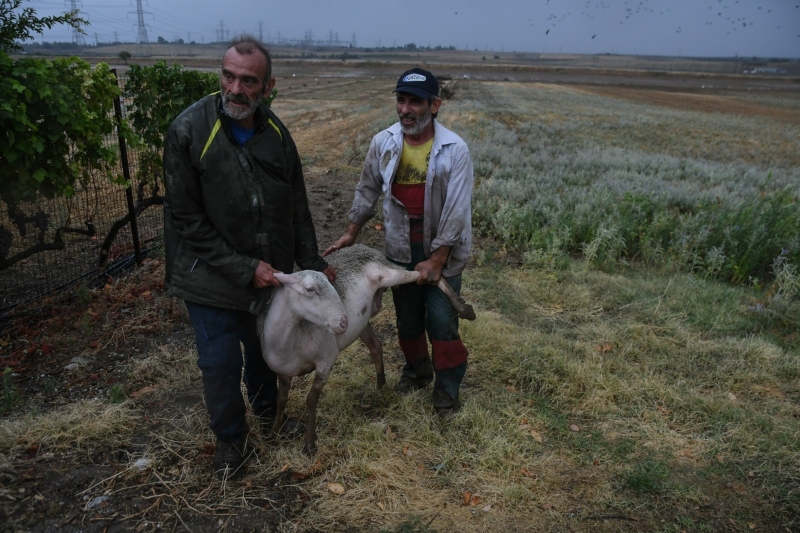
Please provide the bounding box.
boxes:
[436,278,476,321]
[358,324,385,388]
[303,368,331,456]
[370,287,386,317]
[384,270,475,320]
[271,374,292,436]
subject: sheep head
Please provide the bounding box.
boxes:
[274,270,348,335]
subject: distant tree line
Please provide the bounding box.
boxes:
[19,38,193,50]
[18,40,462,53]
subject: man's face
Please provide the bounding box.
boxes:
[396,92,435,136]
[220,48,275,123]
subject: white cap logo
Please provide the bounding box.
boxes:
[402,73,427,82]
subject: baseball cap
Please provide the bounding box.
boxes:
[393,67,439,100]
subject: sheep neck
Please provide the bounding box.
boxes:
[261,289,308,353]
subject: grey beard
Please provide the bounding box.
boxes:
[222,93,260,121]
[399,109,432,136]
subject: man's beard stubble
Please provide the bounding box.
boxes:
[399,107,432,136]
[222,91,261,121]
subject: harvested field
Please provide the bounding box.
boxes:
[576,86,800,122]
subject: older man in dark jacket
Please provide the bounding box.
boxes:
[163,34,334,479]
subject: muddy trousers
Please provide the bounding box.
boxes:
[390,244,468,407]
[184,301,277,442]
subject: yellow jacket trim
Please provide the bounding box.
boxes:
[267,118,282,140]
[200,118,222,161]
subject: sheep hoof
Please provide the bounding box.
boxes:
[457,304,476,321]
[302,442,317,456]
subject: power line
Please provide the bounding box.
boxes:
[216,20,230,43]
[67,0,86,48]
[130,0,152,44]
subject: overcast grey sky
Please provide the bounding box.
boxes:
[25,0,800,58]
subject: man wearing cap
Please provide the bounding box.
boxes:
[324,67,474,418]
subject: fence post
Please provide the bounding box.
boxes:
[111,68,142,267]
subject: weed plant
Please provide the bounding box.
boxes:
[446,82,800,287]
[108,384,126,404]
[1,367,19,415]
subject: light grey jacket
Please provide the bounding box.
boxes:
[348,120,473,277]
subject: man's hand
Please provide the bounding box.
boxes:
[252,260,282,288]
[323,222,363,257]
[322,234,355,258]
[415,246,451,285]
[414,259,443,285]
[322,264,337,283]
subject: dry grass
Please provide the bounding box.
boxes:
[6,266,796,530]
[0,400,138,453]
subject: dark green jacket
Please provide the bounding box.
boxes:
[163,93,327,314]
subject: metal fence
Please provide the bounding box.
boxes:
[0,72,164,337]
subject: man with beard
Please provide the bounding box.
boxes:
[324,68,474,418]
[163,35,335,479]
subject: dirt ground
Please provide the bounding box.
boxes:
[1,58,799,532]
[0,72,390,531]
[0,149,375,533]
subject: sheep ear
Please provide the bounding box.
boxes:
[274,272,296,286]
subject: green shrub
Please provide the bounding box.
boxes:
[0,55,122,203]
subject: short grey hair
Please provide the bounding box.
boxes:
[226,34,272,81]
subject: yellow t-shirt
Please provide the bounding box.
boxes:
[392,138,432,219]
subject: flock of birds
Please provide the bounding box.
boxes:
[488,0,800,40]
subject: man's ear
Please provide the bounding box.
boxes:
[263,77,276,98]
[430,97,443,114]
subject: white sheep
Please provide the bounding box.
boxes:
[258,244,474,454]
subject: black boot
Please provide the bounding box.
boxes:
[395,356,434,394]
[432,362,467,418]
[213,438,249,480]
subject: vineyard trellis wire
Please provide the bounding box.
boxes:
[0,72,164,337]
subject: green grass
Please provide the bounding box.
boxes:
[458,259,799,523]
[623,457,670,494]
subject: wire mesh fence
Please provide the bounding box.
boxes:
[0,74,164,337]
